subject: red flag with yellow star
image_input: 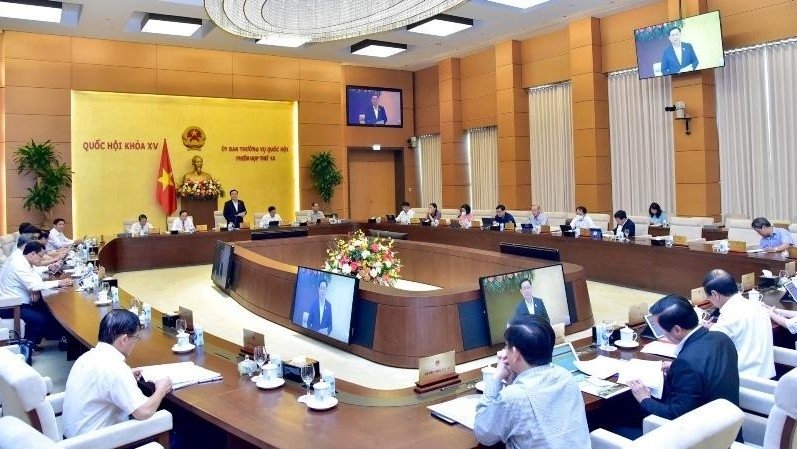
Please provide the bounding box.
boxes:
[156,139,177,215]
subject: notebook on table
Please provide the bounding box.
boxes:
[140,362,222,390]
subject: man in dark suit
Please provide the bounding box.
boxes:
[629,294,739,420]
[660,26,699,75]
[222,189,247,228]
[306,280,333,335]
[613,210,636,238]
[513,278,550,323]
[364,94,388,125]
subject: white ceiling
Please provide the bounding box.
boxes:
[0,0,657,71]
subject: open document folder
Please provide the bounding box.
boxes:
[617,359,664,399]
[140,362,222,390]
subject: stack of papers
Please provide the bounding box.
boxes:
[640,340,677,358]
[578,377,630,399]
[427,394,481,429]
[140,362,222,390]
[573,356,625,379]
[617,359,664,399]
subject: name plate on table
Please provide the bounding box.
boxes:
[728,240,748,253]
[505,222,515,231]
[788,248,797,260]
[673,235,688,246]
[579,228,591,237]
[241,329,265,356]
[179,306,194,332]
[686,239,706,250]
[540,225,551,233]
[415,350,459,393]
[786,261,796,277]
[410,218,421,224]
[741,273,756,292]
[691,287,708,305]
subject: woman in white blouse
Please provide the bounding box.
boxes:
[569,206,595,230]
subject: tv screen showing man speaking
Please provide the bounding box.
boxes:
[291,266,358,344]
[346,85,403,127]
[634,11,724,80]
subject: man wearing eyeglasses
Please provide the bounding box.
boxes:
[0,241,72,348]
[63,309,172,438]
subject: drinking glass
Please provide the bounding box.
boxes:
[253,346,267,380]
[623,229,630,240]
[779,270,789,286]
[175,318,187,335]
[601,320,616,352]
[298,363,316,403]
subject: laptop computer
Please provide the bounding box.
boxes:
[268,220,280,227]
[589,228,603,240]
[551,342,589,383]
[559,224,576,237]
[642,313,667,340]
[386,214,396,223]
[481,217,494,229]
[782,279,797,303]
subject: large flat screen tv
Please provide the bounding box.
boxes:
[346,85,403,127]
[291,266,358,344]
[480,264,572,346]
[634,11,724,80]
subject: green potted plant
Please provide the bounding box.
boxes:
[308,151,343,204]
[14,140,73,225]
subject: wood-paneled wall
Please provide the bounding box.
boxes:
[0,32,416,233]
[413,0,797,214]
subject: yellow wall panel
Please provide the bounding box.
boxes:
[3,32,71,62]
[5,114,70,143]
[601,40,638,73]
[232,75,299,101]
[156,69,232,97]
[4,87,70,116]
[520,28,570,62]
[4,59,72,88]
[299,123,343,146]
[522,55,570,88]
[299,101,343,125]
[675,150,719,184]
[600,2,666,45]
[72,64,156,94]
[156,46,232,74]
[299,60,342,83]
[71,38,155,68]
[460,48,496,77]
[570,45,602,76]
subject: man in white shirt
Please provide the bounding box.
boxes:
[0,241,72,346]
[396,201,415,225]
[170,210,195,233]
[63,309,172,438]
[308,202,325,223]
[48,218,81,250]
[528,205,548,227]
[130,214,154,235]
[703,269,775,379]
[474,315,590,449]
[259,206,283,228]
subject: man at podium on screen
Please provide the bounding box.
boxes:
[513,278,550,323]
[660,26,699,75]
[306,279,332,335]
[364,94,388,125]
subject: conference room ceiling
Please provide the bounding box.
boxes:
[0,0,657,71]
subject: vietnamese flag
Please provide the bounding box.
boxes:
[156,139,177,215]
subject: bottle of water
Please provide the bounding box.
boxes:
[595,323,606,347]
[271,354,283,378]
[499,222,504,231]
[321,369,336,398]
[227,221,233,231]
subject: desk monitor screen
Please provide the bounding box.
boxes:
[481,217,494,228]
[634,11,724,80]
[589,228,603,240]
[559,225,573,232]
[643,313,667,340]
[480,264,572,346]
[268,220,280,227]
[346,85,403,128]
[783,279,797,303]
[291,266,358,344]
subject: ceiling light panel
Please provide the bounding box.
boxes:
[485,0,550,8]
[141,13,202,37]
[0,0,62,23]
[407,14,473,37]
[351,39,408,58]
[256,35,308,47]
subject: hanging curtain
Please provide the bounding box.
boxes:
[529,82,574,212]
[608,69,675,216]
[467,126,498,210]
[415,134,442,207]
[716,39,797,221]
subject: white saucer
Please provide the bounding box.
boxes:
[474,381,485,392]
[94,299,112,306]
[306,396,338,411]
[614,340,640,349]
[250,375,261,383]
[64,268,76,274]
[256,378,285,390]
[71,273,83,278]
[171,343,195,353]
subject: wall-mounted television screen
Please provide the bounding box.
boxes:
[480,264,572,346]
[634,11,724,80]
[346,85,403,127]
[291,266,358,344]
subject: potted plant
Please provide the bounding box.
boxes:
[308,151,343,205]
[14,140,73,225]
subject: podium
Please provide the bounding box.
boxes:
[182,196,217,228]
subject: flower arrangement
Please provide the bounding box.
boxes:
[323,230,401,286]
[177,179,225,199]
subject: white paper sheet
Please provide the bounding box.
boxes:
[427,394,481,429]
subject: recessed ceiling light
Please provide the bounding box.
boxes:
[0,0,62,23]
[485,0,550,8]
[141,13,202,37]
[256,35,309,48]
[407,14,473,37]
[351,39,407,58]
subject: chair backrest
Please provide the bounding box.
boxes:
[0,348,59,441]
[509,210,531,220]
[440,209,460,220]
[213,211,225,229]
[546,212,569,228]
[631,399,744,449]
[668,216,708,241]
[1,234,16,257]
[0,416,58,449]
[122,219,137,233]
[763,367,797,449]
[295,210,312,222]
[590,213,611,231]
[253,212,265,228]
[629,215,650,237]
[727,218,761,246]
[472,209,494,220]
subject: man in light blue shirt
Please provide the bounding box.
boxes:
[474,315,589,449]
[752,217,794,253]
[528,205,548,227]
